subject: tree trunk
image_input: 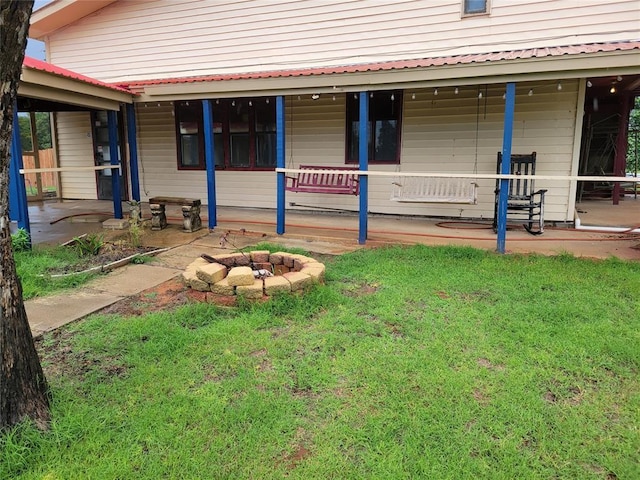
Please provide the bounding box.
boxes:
[0,0,50,430]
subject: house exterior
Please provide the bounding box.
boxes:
[25,0,640,234]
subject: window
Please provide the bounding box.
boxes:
[176,101,204,169]
[346,91,402,164]
[463,0,489,15]
[175,98,276,170]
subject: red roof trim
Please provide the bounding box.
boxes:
[121,41,640,88]
[23,56,135,95]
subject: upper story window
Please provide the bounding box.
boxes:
[175,98,276,170]
[346,91,402,164]
[462,0,489,16]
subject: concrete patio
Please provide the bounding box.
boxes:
[22,198,640,261]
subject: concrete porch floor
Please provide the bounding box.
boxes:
[20,198,640,261]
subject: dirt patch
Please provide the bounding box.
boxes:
[51,241,159,275]
[476,357,505,371]
[35,329,128,382]
[100,277,194,316]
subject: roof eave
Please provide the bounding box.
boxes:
[29,0,117,40]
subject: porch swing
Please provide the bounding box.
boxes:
[390,87,483,205]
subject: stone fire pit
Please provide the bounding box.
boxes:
[182,250,325,300]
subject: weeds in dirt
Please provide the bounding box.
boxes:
[15,246,97,300]
[3,245,639,479]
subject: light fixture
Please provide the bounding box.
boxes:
[454,87,459,95]
[411,93,416,100]
[266,98,269,104]
[231,100,235,106]
[370,92,373,98]
[434,88,438,96]
[610,85,617,94]
[502,92,506,100]
[297,95,301,100]
[557,82,562,91]
[617,75,623,81]
[478,91,483,99]
[157,102,161,107]
[332,95,336,101]
[354,93,358,99]
[248,100,253,106]
[528,89,534,96]
[587,80,593,87]
[186,101,189,106]
[215,99,220,104]
[144,103,148,107]
[390,93,395,101]
[311,94,320,100]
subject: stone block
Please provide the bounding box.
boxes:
[102,218,129,230]
[250,250,270,263]
[189,257,211,269]
[196,262,227,284]
[182,257,211,287]
[273,264,290,275]
[293,256,315,271]
[253,262,272,271]
[236,279,264,299]
[269,252,286,265]
[283,254,296,268]
[181,269,199,287]
[211,278,235,295]
[264,276,292,296]
[299,263,326,282]
[213,253,242,267]
[283,271,313,291]
[234,253,251,266]
[226,266,255,286]
[190,277,210,292]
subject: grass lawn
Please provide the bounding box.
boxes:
[14,245,97,300]
[2,245,639,479]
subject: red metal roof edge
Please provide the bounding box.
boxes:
[120,41,640,89]
[22,56,135,95]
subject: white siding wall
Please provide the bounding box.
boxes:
[134,80,578,221]
[46,0,640,82]
[55,111,98,199]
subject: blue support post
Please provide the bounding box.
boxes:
[202,100,217,229]
[497,82,516,254]
[358,92,369,245]
[9,108,31,242]
[276,95,286,235]
[107,110,123,219]
[126,104,141,202]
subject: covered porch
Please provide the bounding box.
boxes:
[23,199,640,261]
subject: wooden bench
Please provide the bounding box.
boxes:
[148,196,202,232]
[390,177,478,204]
[285,165,360,195]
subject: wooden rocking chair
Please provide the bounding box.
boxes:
[493,152,547,235]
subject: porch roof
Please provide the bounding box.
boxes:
[19,56,135,111]
[123,41,640,100]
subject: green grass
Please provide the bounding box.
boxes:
[15,245,97,300]
[3,245,639,479]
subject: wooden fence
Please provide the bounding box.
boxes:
[22,148,58,198]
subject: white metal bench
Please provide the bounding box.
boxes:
[390,177,478,204]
